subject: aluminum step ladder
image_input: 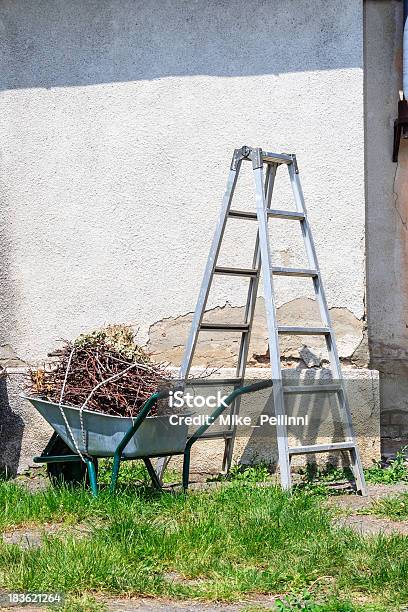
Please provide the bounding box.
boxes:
[162,145,367,495]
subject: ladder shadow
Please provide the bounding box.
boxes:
[239,368,349,473]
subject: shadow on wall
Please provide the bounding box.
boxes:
[0,167,23,474]
[0,0,361,90]
[185,368,379,471]
[240,373,345,470]
[0,376,24,477]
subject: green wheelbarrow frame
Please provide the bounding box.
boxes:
[33,379,273,497]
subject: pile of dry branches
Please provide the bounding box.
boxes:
[29,325,172,418]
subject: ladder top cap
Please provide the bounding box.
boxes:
[232,145,295,170]
[262,151,294,165]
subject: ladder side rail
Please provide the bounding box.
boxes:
[287,161,353,406]
[179,155,243,381]
[287,161,341,376]
[253,154,291,490]
[222,164,277,471]
[237,163,277,379]
[287,161,367,495]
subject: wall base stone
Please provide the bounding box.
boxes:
[170,366,380,475]
[4,365,380,477]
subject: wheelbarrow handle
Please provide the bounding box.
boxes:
[112,380,273,493]
[181,379,273,490]
[110,388,170,493]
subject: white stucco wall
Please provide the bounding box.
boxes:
[0,0,364,363]
[0,0,375,472]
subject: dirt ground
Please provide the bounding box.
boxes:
[327,482,408,535]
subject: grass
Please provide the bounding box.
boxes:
[1,453,408,611]
[209,462,271,484]
[0,478,407,611]
[98,458,181,487]
[363,493,408,522]
[60,594,107,612]
[296,447,408,495]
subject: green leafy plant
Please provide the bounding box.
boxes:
[297,447,408,495]
[60,594,107,612]
[296,464,353,497]
[229,463,270,482]
[364,447,408,484]
[274,591,383,611]
[275,590,323,610]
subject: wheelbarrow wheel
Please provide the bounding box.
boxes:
[46,436,98,487]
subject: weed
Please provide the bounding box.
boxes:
[275,591,386,611]
[228,463,270,482]
[296,464,353,496]
[296,447,408,495]
[60,594,107,612]
[364,447,408,484]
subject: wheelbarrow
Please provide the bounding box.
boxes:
[25,379,273,496]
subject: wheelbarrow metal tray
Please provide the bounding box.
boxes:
[25,396,188,458]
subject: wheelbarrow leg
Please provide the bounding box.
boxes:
[86,459,98,497]
[110,453,121,493]
[143,458,162,491]
[182,447,191,491]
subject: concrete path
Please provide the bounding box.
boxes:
[328,482,408,535]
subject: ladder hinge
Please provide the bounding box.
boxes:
[251,147,263,170]
[231,146,251,170]
[291,154,299,174]
[231,145,263,170]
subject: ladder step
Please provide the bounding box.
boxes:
[228,209,257,220]
[262,151,293,165]
[267,209,305,220]
[283,384,342,394]
[198,430,234,440]
[214,266,258,278]
[187,378,243,386]
[277,326,330,335]
[228,209,306,221]
[288,441,356,455]
[200,322,250,332]
[272,267,317,278]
